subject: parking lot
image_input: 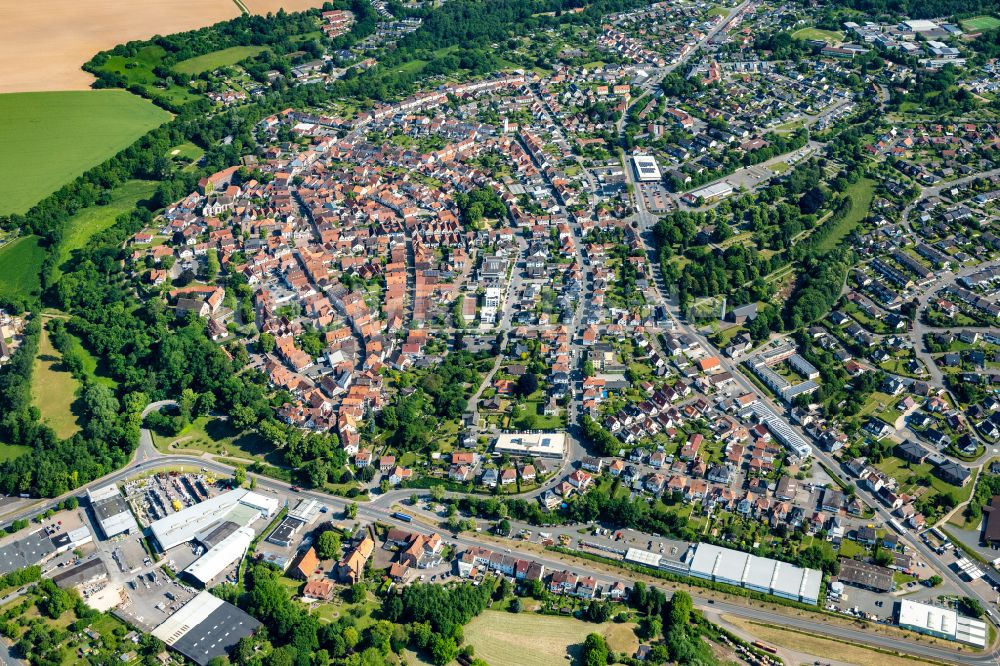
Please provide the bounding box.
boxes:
[640,182,673,212]
[116,568,197,632]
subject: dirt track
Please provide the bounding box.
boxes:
[0,0,327,93]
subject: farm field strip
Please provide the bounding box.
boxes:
[0,91,169,215]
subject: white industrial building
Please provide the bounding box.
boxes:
[183,526,255,586]
[625,548,662,568]
[494,432,567,459]
[687,543,822,604]
[631,154,662,182]
[903,19,939,33]
[87,484,139,538]
[686,181,734,203]
[150,489,279,552]
[896,599,987,648]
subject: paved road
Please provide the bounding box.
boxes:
[4,434,997,665]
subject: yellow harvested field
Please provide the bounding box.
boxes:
[242,0,329,12]
[0,0,326,93]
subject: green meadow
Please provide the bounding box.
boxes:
[173,46,267,75]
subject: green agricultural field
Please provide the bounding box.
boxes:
[31,327,82,439]
[52,179,158,282]
[0,235,45,302]
[464,611,638,666]
[172,46,267,75]
[962,15,1000,32]
[791,27,844,42]
[0,90,170,215]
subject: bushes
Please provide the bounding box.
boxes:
[785,249,854,329]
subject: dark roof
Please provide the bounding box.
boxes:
[52,558,107,589]
[937,461,970,483]
[838,559,894,592]
[267,517,305,546]
[170,602,260,666]
[985,496,1000,543]
[897,440,927,461]
[198,521,242,549]
[91,493,129,523]
[0,531,57,576]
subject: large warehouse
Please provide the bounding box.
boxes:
[153,591,261,665]
[87,484,139,538]
[896,599,987,648]
[149,489,279,552]
[182,525,255,587]
[631,154,662,182]
[687,543,822,604]
[494,432,567,459]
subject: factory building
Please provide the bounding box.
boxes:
[87,484,139,539]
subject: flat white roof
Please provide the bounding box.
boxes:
[87,484,122,502]
[494,432,567,458]
[289,498,322,524]
[87,484,139,537]
[688,543,821,603]
[690,181,734,199]
[898,599,956,636]
[904,19,938,31]
[625,548,662,567]
[183,526,254,585]
[150,489,275,551]
[631,155,662,181]
[956,616,988,647]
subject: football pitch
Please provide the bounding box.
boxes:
[962,15,1000,32]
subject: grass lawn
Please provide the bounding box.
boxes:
[0,442,30,463]
[168,141,205,164]
[153,415,281,466]
[31,326,82,439]
[815,178,875,253]
[0,235,45,302]
[791,27,844,42]
[0,90,170,215]
[464,611,637,666]
[173,46,268,75]
[52,179,158,281]
[962,15,1000,32]
[875,456,977,507]
[769,161,790,174]
[837,539,866,558]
